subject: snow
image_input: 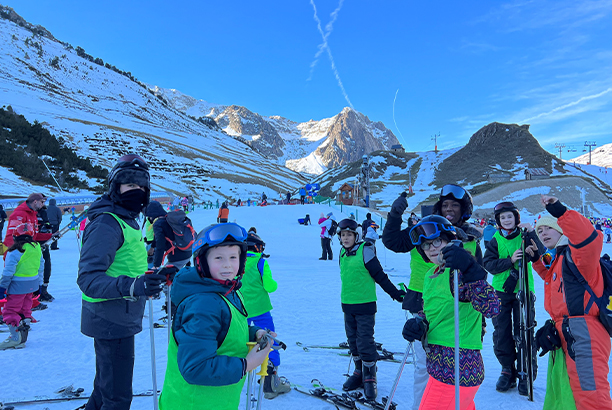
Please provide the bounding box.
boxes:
[6,203,612,409]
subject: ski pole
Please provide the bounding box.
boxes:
[145,272,159,410]
[246,342,259,410]
[255,352,270,410]
[384,341,413,410]
[453,268,460,410]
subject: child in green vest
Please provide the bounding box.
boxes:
[0,223,43,350]
[338,218,405,400]
[483,201,538,395]
[160,223,273,410]
[402,215,500,409]
[241,227,290,399]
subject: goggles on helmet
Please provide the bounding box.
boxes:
[338,219,359,231]
[440,184,467,201]
[108,154,149,182]
[193,223,248,254]
[494,202,516,212]
[409,221,455,245]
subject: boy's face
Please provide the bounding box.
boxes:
[537,226,562,249]
[206,245,241,281]
[498,211,516,230]
[340,230,356,248]
[422,238,448,266]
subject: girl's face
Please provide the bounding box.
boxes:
[340,231,356,248]
[537,226,562,249]
[422,237,448,266]
[499,211,516,230]
[205,245,241,281]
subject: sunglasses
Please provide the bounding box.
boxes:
[421,238,445,251]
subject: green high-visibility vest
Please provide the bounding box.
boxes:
[159,294,249,410]
[408,248,433,292]
[14,243,42,278]
[340,242,376,305]
[242,252,273,318]
[491,231,535,293]
[82,213,147,303]
[423,266,483,350]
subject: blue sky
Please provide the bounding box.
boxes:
[7,1,612,157]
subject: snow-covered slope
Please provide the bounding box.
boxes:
[0,13,306,200]
[569,142,612,167]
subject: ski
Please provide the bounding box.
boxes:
[293,385,359,409]
[310,379,397,410]
[516,229,537,401]
[0,389,159,408]
[297,341,401,355]
[42,210,88,248]
[337,349,403,364]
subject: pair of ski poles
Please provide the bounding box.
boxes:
[146,267,175,410]
[245,333,277,410]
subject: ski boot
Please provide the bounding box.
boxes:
[342,356,363,391]
[0,319,29,350]
[495,367,516,392]
[518,377,529,396]
[263,363,291,399]
[362,360,378,400]
[39,284,55,302]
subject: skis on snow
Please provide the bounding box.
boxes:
[296,342,405,363]
[516,229,537,401]
[293,379,397,410]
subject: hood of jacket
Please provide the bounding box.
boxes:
[172,266,237,307]
[87,194,140,221]
[49,198,57,206]
[145,201,167,218]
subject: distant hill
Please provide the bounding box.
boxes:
[570,143,612,168]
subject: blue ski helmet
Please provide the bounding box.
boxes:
[193,223,248,278]
[409,215,456,263]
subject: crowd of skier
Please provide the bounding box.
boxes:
[1,152,612,410]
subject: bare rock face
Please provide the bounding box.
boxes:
[215,105,286,159]
[317,108,400,168]
[0,6,57,41]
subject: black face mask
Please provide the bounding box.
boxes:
[118,189,147,213]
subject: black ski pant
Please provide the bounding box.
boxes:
[321,238,333,260]
[50,223,60,249]
[41,245,51,284]
[86,336,135,410]
[344,312,377,362]
[492,290,520,368]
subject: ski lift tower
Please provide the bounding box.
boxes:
[584,141,597,165]
[555,143,566,160]
[361,155,372,207]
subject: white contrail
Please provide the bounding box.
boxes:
[393,89,405,145]
[521,87,612,123]
[307,0,344,81]
[309,0,355,110]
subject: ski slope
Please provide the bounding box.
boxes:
[3,203,612,409]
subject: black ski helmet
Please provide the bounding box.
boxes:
[192,223,248,279]
[337,218,361,243]
[432,184,473,224]
[246,232,266,253]
[107,154,151,207]
[409,215,457,263]
[493,201,520,228]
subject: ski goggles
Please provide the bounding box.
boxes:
[494,202,515,212]
[194,223,248,251]
[409,222,455,245]
[440,184,467,201]
[338,219,359,231]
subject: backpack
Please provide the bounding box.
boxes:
[328,220,338,236]
[164,210,196,253]
[565,251,612,337]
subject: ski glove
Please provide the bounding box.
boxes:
[0,287,6,299]
[402,317,428,342]
[390,193,408,217]
[133,274,166,297]
[402,289,424,314]
[502,268,519,293]
[535,319,561,357]
[442,245,474,273]
[391,288,406,303]
[157,265,178,284]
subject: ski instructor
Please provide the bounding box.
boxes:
[77,154,174,410]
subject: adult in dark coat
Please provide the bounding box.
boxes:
[0,204,7,238]
[47,198,63,250]
[36,202,54,302]
[361,213,373,232]
[77,154,173,410]
[145,201,192,270]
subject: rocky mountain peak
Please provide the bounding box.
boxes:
[0,6,57,41]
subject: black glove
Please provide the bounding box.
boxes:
[441,244,475,273]
[33,286,41,297]
[535,320,562,357]
[134,274,166,297]
[402,317,428,342]
[390,193,408,217]
[402,289,424,314]
[0,287,6,299]
[157,265,179,284]
[502,268,519,293]
[391,288,406,303]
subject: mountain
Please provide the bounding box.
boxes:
[155,86,401,174]
[0,6,307,200]
[314,122,612,217]
[570,143,612,167]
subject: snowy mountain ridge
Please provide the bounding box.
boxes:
[570,142,612,168]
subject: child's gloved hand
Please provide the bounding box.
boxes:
[246,338,272,372]
[391,288,406,303]
[502,269,519,293]
[157,265,179,284]
[0,287,6,299]
[441,245,474,273]
[535,320,561,357]
[402,317,428,342]
[390,193,408,217]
